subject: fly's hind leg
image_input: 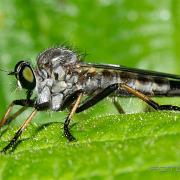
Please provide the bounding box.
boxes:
[121,84,180,111]
[75,83,180,113]
[112,97,125,114]
[65,83,180,143]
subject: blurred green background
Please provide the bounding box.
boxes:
[0,0,180,117]
[0,0,180,111]
[0,0,180,179]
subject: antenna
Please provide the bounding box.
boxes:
[0,67,10,74]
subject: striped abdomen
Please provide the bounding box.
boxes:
[116,71,180,96]
[123,76,180,96]
[80,69,180,97]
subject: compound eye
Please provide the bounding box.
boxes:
[16,62,36,90]
[22,66,34,83]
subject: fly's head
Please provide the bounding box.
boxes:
[9,61,36,99]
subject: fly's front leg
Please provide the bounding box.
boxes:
[64,93,83,141]
[1,109,37,153]
[0,100,34,128]
[121,84,180,111]
[3,107,28,126]
[0,102,49,153]
[0,102,15,128]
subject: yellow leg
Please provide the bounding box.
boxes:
[1,109,37,153]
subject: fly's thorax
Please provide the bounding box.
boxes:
[35,47,80,111]
[35,68,79,111]
[37,47,79,73]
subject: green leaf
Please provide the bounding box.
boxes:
[1,112,180,179]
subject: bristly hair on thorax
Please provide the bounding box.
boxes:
[38,43,89,63]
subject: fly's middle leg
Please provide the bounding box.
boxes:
[64,93,83,141]
[0,99,34,128]
[0,100,49,153]
[76,84,119,113]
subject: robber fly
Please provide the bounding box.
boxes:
[0,47,180,153]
